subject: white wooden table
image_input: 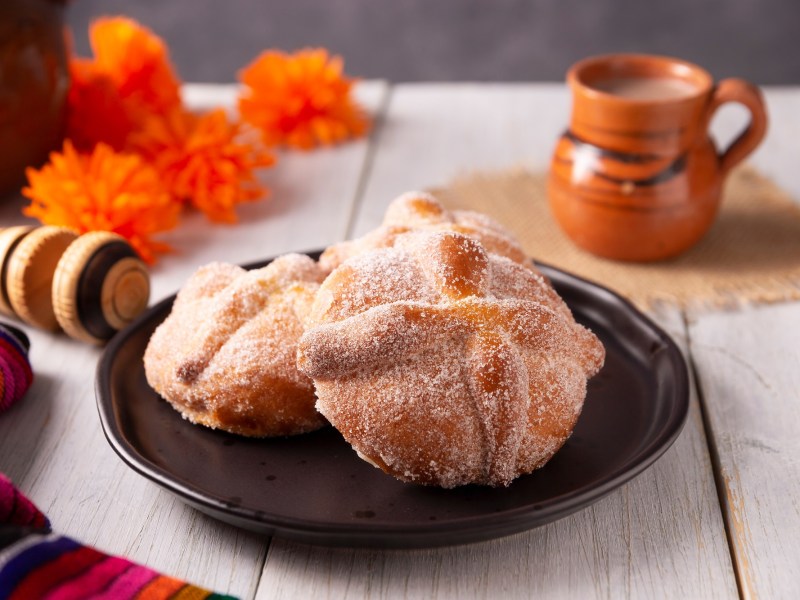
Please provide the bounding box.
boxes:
[1,82,799,599]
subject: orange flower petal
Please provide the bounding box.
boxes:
[65,17,184,152]
[237,48,370,150]
[22,141,179,264]
[89,17,182,116]
[129,107,275,223]
[66,59,134,152]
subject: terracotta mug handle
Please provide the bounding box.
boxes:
[703,78,768,176]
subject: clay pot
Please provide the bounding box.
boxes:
[0,0,69,198]
[548,54,768,262]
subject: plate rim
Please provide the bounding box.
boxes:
[95,252,690,547]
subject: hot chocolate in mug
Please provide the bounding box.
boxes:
[548,54,768,262]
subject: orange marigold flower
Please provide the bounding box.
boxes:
[65,17,183,151]
[89,17,182,117]
[129,107,275,223]
[66,58,134,152]
[238,48,370,150]
[22,141,179,264]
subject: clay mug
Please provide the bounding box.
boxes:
[548,54,768,261]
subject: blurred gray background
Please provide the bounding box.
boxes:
[67,0,799,84]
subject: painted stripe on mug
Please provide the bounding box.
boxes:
[550,185,691,215]
[562,131,665,163]
[573,195,692,214]
[550,181,692,215]
[573,121,686,139]
[550,172,685,202]
[553,153,687,187]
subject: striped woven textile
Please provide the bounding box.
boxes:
[0,533,237,600]
[0,474,48,532]
[0,476,236,599]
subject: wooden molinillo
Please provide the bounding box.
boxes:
[0,226,150,344]
[0,225,35,318]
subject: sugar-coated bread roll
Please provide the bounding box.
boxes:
[319,191,532,273]
[298,231,605,488]
[144,254,328,437]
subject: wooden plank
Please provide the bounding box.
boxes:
[350,83,570,236]
[687,302,800,599]
[256,84,737,599]
[0,81,387,597]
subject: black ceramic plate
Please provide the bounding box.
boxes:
[96,253,689,548]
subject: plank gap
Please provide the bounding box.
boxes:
[342,83,394,240]
[682,310,748,600]
[248,536,273,600]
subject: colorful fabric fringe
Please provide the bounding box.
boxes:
[0,474,49,532]
[0,533,237,599]
[0,476,236,599]
[0,323,33,415]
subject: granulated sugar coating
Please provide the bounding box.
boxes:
[318,191,533,273]
[298,231,605,488]
[144,254,328,437]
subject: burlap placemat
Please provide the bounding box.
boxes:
[434,166,800,310]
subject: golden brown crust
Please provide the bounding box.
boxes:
[144,254,328,437]
[319,191,533,273]
[298,231,605,488]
